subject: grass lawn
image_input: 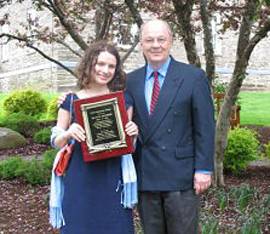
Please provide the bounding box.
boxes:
[239,91,270,126]
[0,91,270,125]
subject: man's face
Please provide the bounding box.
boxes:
[140,21,172,68]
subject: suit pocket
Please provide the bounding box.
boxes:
[175,146,194,159]
[171,105,184,116]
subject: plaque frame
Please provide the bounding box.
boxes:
[74,91,134,162]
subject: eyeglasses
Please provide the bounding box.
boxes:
[143,37,167,45]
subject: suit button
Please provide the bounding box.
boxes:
[161,146,166,151]
[167,128,172,133]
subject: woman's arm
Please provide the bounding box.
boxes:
[53,108,72,148]
[53,108,85,148]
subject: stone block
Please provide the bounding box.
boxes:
[0,127,27,150]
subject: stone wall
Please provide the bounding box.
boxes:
[1,1,270,92]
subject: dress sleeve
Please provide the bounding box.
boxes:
[60,93,73,112]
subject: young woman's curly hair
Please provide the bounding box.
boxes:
[76,41,126,91]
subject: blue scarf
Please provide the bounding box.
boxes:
[120,154,138,208]
[49,148,66,228]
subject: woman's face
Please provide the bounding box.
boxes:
[91,51,117,87]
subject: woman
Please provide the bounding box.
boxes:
[51,41,138,234]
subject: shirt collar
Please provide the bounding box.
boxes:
[146,57,171,80]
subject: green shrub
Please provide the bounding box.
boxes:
[42,148,57,170]
[0,149,57,185]
[0,156,26,179]
[224,127,259,174]
[0,156,51,185]
[3,89,47,116]
[46,96,58,120]
[0,112,40,137]
[22,160,51,185]
[264,142,270,159]
[33,127,51,144]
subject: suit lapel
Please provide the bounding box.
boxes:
[144,59,184,143]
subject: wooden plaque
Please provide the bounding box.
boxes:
[74,91,134,162]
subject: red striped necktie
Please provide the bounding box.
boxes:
[150,71,160,115]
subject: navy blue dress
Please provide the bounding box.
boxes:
[60,94,134,234]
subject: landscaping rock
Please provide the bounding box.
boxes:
[249,158,270,167]
[0,127,27,150]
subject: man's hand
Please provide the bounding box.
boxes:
[193,173,212,194]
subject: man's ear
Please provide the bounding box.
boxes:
[139,41,143,50]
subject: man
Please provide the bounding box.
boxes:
[125,19,215,234]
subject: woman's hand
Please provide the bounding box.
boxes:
[125,121,138,137]
[65,123,86,142]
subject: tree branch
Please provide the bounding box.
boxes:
[0,0,12,8]
[121,36,139,64]
[236,0,257,59]
[95,0,113,41]
[55,38,82,57]
[44,0,88,50]
[119,0,142,64]
[243,18,270,62]
[124,0,143,28]
[0,33,76,77]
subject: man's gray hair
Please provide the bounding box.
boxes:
[139,19,173,40]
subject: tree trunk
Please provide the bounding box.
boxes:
[46,1,88,50]
[199,0,215,82]
[172,0,201,67]
[214,0,265,187]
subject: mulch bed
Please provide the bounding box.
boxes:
[0,138,50,161]
[204,167,270,233]
[0,166,269,234]
[0,125,269,233]
[0,180,56,234]
[245,125,270,145]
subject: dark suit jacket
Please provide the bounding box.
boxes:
[125,57,215,191]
